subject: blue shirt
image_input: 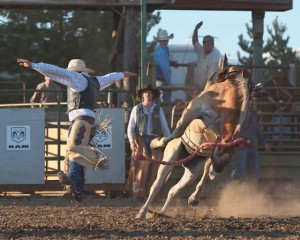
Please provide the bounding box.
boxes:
[153,45,172,85]
[238,108,266,145]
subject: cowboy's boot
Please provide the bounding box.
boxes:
[57,171,76,201]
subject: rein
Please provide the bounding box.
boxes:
[134,137,252,166]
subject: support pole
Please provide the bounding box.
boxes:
[252,10,265,84]
[140,0,148,87]
[124,7,138,108]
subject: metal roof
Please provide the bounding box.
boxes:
[0,0,293,12]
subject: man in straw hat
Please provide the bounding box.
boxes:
[192,21,222,94]
[153,29,178,104]
[126,83,170,200]
[17,58,136,202]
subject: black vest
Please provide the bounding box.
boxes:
[67,75,100,112]
[136,103,162,137]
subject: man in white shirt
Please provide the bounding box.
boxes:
[126,84,170,200]
[192,21,222,93]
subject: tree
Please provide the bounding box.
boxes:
[0,9,113,88]
[264,17,300,79]
[0,8,161,104]
[237,23,254,66]
[237,17,300,84]
[146,11,161,57]
[0,9,114,103]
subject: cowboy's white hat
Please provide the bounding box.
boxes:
[154,29,174,41]
[67,59,95,73]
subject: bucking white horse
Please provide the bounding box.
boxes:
[135,67,264,219]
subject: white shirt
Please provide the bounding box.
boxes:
[193,42,222,91]
[127,103,171,143]
[32,62,124,121]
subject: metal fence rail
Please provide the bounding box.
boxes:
[0,88,135,194]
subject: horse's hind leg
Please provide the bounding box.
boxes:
[159,158,204,215]
[136,138,182,219]
[188,157,211,206]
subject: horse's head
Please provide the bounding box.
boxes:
[209,68,252,172]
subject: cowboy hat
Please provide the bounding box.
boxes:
[67,59,95,73]
[154,29,174,41]
[137,83,160,99]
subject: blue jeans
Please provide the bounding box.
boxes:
[67,122,85,195]
[143,135,156,157]
[231,146,259,181]
[68,161,85,195]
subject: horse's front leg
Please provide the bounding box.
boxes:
[136,165,173,219]
[159,155,205,215]
[136,138,182,219]
[188,157,211,206]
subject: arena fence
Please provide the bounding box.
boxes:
[0,88,134,195]
[0,86,299,199]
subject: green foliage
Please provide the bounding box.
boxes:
[0,9,113,90]
[146,11,161,57]
[264,17,300,79]
[237,23,254,66]
[237,17,300,84]
[0,8,161,103]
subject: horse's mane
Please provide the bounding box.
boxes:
[232,75,250,137]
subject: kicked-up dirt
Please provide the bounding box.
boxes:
[1,182,300,239]
[0,197,300,239]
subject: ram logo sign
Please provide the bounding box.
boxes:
[7,126,31,150]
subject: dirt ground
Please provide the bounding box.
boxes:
[1,183,300,240]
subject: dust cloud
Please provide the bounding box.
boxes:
[215,181,300,218]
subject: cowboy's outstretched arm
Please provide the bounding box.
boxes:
[123,71,137,78]
[17,58,32,68]
[17,58,87,90]
[97,71,137,91]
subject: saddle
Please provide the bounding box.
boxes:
[181,119,217,156]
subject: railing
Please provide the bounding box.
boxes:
[0,85,299,195]
[0,88,135,182]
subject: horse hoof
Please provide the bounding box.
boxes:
[150,137,165,149]
[209,165,218,180]
[135,212,146,219]
[188,198,199,206]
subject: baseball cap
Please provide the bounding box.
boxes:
[203,35,214,45]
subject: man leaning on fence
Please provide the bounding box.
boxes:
[30,76,61,106]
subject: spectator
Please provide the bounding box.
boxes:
[17,58,137,202]
[268,99,294,141]
[126,83,170,200]
[30,76,61,106]
[231,98,271,183]
[153,29,178,103]
[192,21,222,92]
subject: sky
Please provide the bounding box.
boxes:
[147,1,299,61]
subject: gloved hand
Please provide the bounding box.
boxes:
[170,60,179,68]
[195,21,203,31]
